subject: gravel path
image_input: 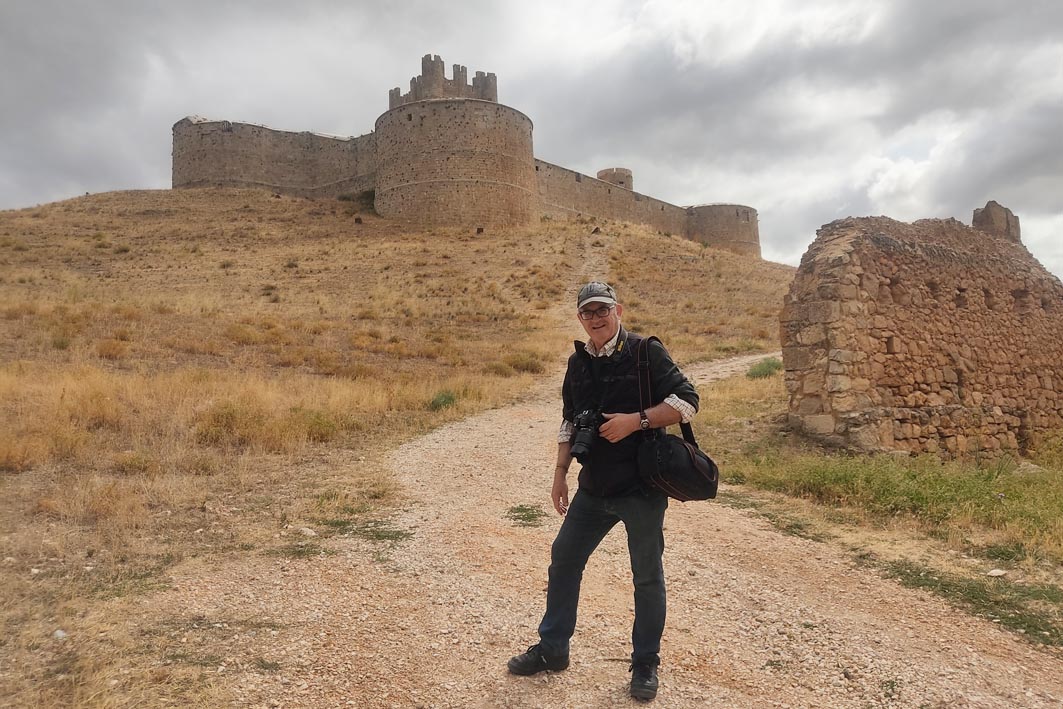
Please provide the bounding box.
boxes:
[158,351,1063,708]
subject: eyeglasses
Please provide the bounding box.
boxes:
[578,305,615,320]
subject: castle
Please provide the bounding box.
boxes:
[172,54,761,257]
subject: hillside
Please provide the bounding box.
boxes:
[0,188,794,705]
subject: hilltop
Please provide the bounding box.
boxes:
[0,187,793,705]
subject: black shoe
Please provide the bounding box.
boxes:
[507,644,570,675]
[630,662,659,700]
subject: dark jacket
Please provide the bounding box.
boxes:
[562,327,699,497]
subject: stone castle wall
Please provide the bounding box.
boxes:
[687,204,761,257]
[375,100,537,226]
[171,54,762,253]
[536,160,688,235]
[782,204,1063,458]
[172,117,376,197]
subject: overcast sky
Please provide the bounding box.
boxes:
[1,0,1061,275]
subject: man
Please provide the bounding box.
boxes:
[508,281,699,701]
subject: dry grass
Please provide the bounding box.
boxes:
[695,367,1063,586]
[0,189,794,704]
[606,226,794,363]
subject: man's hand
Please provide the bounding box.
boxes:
[551,475,569,516]
[599,412,640,443]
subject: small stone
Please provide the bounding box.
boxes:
[298,527,317,537]
[2,557,15,565]
[30,568,41,575]
[53,629,68,640]
[986,569,1007,577]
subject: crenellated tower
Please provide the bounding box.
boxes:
[388,54,498,109]
[375,55,535,227]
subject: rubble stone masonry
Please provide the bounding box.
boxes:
[782,203,1063,458]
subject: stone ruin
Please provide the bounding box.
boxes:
[782,201,1063,458]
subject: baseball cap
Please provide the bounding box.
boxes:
[577,281,617,309]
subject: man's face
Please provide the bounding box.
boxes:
[577,301,623,348]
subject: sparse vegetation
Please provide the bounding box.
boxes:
[694,366,1063,649]
[747,356,782,378]
[858,554,1063,647]
[505,503,548,527]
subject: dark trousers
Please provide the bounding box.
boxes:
[537,488,668,665]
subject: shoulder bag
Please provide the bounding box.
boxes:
[635,336,719,501]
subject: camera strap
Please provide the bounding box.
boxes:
[636,336,700,447]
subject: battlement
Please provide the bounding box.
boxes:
[388,54,498,109]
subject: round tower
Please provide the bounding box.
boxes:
[596,167,633,191]
[373,99,537,228]
[686,204,761,257]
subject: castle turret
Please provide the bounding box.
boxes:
[686,204,761,257]
[596,168,633,191]
[376,55,536,227]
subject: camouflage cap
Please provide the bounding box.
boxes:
[577,281,617,309]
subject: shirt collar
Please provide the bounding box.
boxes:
[584,325,624,358]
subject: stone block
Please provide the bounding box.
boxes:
[803,372,826,394]
[826,375,852,392]
[801,414,836,435]
[796,324,828,346]
[851,377,871,392]
[829,348,855,363]
[797,396,825,414]
[782,346,815,371]
[807,300,841,323]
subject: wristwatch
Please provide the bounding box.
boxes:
[639,411,650,430]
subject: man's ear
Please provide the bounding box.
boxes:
[615,303,624,319]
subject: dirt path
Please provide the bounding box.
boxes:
[155,351,1063,708]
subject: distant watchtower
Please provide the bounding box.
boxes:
[596,168,633,191]
[388,54,498,109]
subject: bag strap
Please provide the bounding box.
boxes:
[635,336,700,448]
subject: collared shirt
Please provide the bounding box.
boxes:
[558,328,697,443]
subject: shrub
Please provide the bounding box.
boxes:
[286,408,341,443]
[747,357,783,379]
[428,390,458,411]
[504,352,545,374]
[483,362,515,377]
[96,339,128,360]
[194,400,267,448]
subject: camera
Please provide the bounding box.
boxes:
[570,408,602,462]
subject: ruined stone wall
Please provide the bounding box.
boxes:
[536,160,688,235]
[686,204,761,257]
[172,117,376,198]
[374,100,537,227]
[782,210,1063,458]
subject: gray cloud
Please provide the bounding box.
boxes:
[1,1,1059,277]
